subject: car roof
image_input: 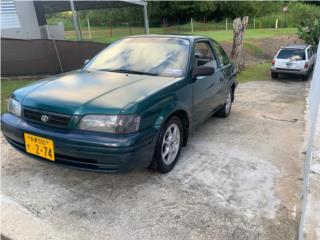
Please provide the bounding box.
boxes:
[126,34,211,42]
[282,44,309,50]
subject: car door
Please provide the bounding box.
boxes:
[211,40,233,102]
[191,40,223,126]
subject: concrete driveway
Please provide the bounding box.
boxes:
[1,79,307,240]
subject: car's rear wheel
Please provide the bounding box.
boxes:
[150,116,183,173]
[271,72,278,79]
[302,73,309,81]
[215,89,232,118]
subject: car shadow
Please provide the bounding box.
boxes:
[275,71,313,82]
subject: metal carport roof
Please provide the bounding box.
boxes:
[33,0,149,40]
[35,0,146,13]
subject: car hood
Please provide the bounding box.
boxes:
[19,70,178,115]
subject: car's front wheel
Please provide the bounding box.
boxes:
[215,89,233,118]
[150,116,183,173]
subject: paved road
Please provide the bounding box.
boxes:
[1,79,307,240]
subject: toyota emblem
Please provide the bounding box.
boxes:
[41,115,49,123]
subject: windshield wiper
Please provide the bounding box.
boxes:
[101,69,159,76]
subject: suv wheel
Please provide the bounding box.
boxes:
[302,73,309,81]
[215,89,232,118]
[150,116,183,173]
[271,72,278,79]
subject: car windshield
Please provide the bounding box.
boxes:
[85,37,190,77]
[277,49,306,60]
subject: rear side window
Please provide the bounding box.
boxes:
[277,49,306,60]
[211,41,230,67]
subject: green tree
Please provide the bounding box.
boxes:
[298,19,320,49]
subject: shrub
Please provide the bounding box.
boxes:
[298,19,320,49]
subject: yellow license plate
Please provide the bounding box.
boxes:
[24,133,55,161]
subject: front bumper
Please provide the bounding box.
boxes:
[1,113,158,173]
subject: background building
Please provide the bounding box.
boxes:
[1,0,43,39]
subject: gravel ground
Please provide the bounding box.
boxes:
[1,79,307,240]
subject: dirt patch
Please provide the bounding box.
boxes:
[221,34,302,66]
[250,35,303,58]
[249,35,303,59]
[221,42,263,66]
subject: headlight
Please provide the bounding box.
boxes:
[78,115,140,134]
[8,97,22,117]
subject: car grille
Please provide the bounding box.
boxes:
[23,107,71,128]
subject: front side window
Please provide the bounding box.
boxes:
[193,42,218,69]
[277,49,306,60]
[211,41,230,67]
[85,38,190,77]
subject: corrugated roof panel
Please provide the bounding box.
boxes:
[35,0,146,13]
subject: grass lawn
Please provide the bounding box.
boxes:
[65,27,297,44]
[192,28,296,42]
[236,62,272,83]
[1,79,35,113]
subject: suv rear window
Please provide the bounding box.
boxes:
[277,49,306,60]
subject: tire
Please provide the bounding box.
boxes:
[215,89,233,118]
[149,116,183,173]
[302,73,309,81]
[271,72,278,79]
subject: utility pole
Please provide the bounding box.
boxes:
[70,0,81,40]
[109,19,112,38]
[143,5,149,34]
[283,5,288,28]
[87,18,91,40]
[191,18,194,32]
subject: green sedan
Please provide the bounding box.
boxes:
[1,35,237,173]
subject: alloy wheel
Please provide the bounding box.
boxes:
[225,91,232,113]
[161,123,181,165]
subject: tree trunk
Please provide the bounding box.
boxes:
[230,16,249,72]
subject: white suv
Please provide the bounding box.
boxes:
[271,44,316,80]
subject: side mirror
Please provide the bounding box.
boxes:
[192,66,215,78]
[83,59,90,66]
